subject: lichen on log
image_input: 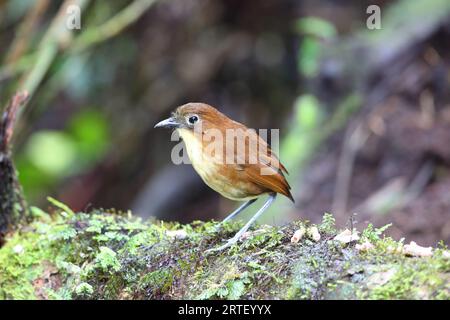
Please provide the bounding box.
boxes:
[0,202,448,300]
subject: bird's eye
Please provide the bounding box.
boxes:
[188,115,199,125]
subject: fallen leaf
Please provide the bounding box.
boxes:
[356,241,374,252]
[291,227,306,243]
[166,229,188,240]
[307,226,321,242]
[334,229,360,244]
[241,228,268,240]
[13,244,24,254]
[403,241,433,257]
[387,244,404,254]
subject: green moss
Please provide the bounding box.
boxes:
[95,247,121,272]
[75,282,94,297]
[0,231,46,299]
[0,205,156,299]
[361,250,450,300]
[140,269,174,294]
[319,212,336,234]
[0,208,448,300]
[361,223,393,243]
[286,240,348,299]
[195,265,251,300]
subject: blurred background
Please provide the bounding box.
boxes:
[1,0,449,246]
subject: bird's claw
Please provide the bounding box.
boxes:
[205,236,239,253]
[212,223,223,233]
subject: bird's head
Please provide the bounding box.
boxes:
[154,103,226,131]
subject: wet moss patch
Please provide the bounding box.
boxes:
[0,206,448,300]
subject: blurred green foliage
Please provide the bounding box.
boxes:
[259,12,362,222]
[295,17,336,77]
[282,94,322,169]
[16,109,110,201]
[25,131,77,176]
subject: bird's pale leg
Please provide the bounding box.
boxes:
[220,199,257,224]
[208,193,277,252]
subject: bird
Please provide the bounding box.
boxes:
[154,103,293,251]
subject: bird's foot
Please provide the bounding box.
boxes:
[212,222,224,232]
[205,235,240,253]
[205,222,225,237]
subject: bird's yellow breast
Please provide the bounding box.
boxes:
[177,128,219,180]
[177,128,261,201]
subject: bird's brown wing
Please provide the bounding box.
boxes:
[220,119,293,201]
[238,128,294,202]
[244,163,294,202]
[257,142,289,175]
[230,124,288,174]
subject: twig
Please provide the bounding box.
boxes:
[19,0,90,100]
[402,159,435,204]
[71,0,158,53]
[331,122,369,216]
[13,0,158,133]
[5,0,50,64]
[0,91,30,240]
[11,0,90,137]
[0,0,159,82]
[351,160,435,215]
[0,92,30,152]
[0,53,37,83]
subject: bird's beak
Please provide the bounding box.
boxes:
[154,116,180,129]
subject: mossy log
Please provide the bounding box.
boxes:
[0,202,448,300]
